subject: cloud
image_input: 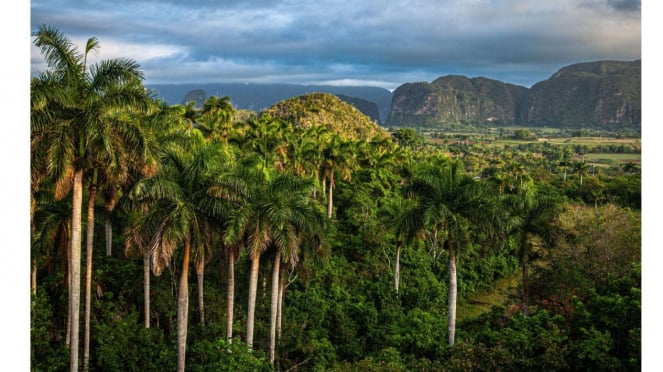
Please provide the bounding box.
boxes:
[584,0,641,11]
[30,0,641,89]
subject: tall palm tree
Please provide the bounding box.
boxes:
[320,134,357,218]
[126,132,231,372]
[403,160,500,346]
[507,162,527,190]
[558,160,572,183]
[223,165,324,356]
[383,196,419,294]
[264,175,325,363]
[222,164,271,349]
[573,161,590,187]
[207,162,251,341]
[502,188,560,316]
[32,25,148,371]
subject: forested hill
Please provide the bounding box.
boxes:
[386,60,641,130]
[262,92,388,140]
[146,82,393,123]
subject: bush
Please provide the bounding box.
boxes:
[188,337,272,372]
[93,309,176,372]
[31,292,68,372]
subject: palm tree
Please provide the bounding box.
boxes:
[320,134,357,218]
[621,162,639,175]
[507,161,527,190]
[558,160,571,183]
[573,161,590,187]
[126,133,231,372]
[32,25,148,371]
[383,196,419,294]
[502,188,560,316]
[207,163,251,341]
[199,95,235,142]
[222,164,271,349]
[403,160,500,346]
[264,175,325,363]
[31,185,72,300]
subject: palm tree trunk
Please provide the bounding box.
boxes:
[522,247,529,317]
[447,242,457,346]
[144,249,150,328]
[226,250,235,341]
[247,254,260,348]
[394,243,401,293]
[83,183,97,372]
[196,259,205,327]
[104,211,112,256]
[269,249,282,363]
[31,258,37,296]
[177,238,191,372]
[66,237,71,348]
[70,168,83,372]
[327,178,334,218]
[432,229,438,260]
[277,272,284,340]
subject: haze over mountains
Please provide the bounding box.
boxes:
[147,60,641,131]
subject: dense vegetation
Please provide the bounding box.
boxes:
[31,27,641,371]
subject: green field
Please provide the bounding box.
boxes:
[582,153,641,164]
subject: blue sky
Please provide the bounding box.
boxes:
[30,0,641,90]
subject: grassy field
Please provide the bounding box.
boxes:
[458,274,521,322]
[542,136,641,147]
[583,153,641,164]
[491,136,641,147]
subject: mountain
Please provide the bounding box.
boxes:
[262,93,388,141]
[146,83,393,123]
[386,60,641,131]
[523,60,641,129]
[147,60,641,131]
[387,76,529,127]
[335,94,382,124]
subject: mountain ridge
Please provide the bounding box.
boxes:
[147,60,641,131]
[388,60,641,130]
[146,82,392,123]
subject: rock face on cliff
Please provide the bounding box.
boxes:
[386,60,641,130]
[335,94,382,125]
[524,60,640,129]
[387,76,528,127]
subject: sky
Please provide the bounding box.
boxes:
[30,0,642,91]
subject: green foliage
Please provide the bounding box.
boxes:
[450,309,569,371]
[31,292,68,372]
[93,309,176,371]
[31,32,641,370]
[512,128,537,140]
[188,338,272,372]
[391,128,425,150]
[566,265,641,370]
[263,92,388,141]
